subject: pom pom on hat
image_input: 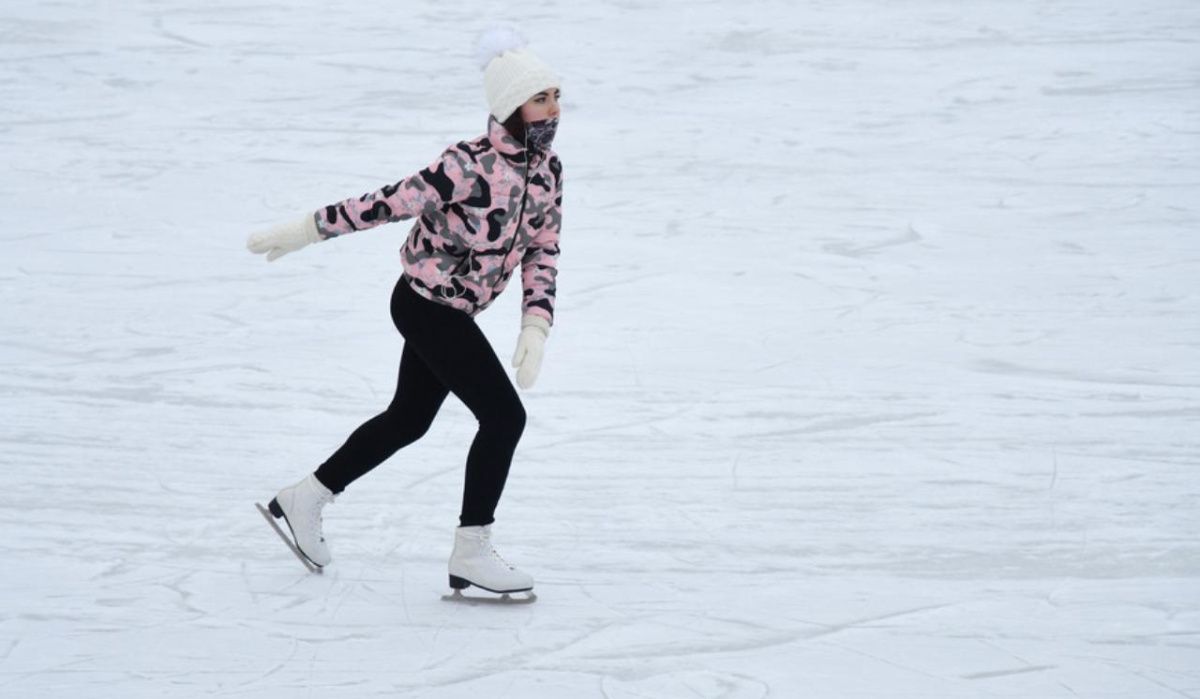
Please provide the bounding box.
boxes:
[475,24,561,122]
[474,24,527,71]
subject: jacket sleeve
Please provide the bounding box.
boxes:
[521,157,563,326]
[313,146,471,239]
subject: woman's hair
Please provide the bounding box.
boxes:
[502,110,527,146]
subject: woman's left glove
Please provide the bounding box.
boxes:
[246,214,322,262]
[511,315,551,389]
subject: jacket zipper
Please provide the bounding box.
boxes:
[503,149,535,264]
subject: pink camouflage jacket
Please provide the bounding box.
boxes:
[312,116,563,325]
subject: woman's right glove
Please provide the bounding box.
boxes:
[246,215,322,262]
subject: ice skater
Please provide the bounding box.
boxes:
[245,27,563,599]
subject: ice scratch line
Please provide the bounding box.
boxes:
[962,664,1057,680]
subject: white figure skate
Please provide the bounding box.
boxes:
[442,525,537,604]
[256,473,335,572]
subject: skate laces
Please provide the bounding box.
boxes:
[480,529,515,570]
[303,479,335,542]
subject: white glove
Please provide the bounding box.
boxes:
[246,215,322,262]
[511,315,550,389]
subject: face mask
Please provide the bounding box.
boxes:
[524,118,558,152]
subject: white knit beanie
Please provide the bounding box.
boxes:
[475,25,561,122]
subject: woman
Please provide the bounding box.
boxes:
[245,29,563,597]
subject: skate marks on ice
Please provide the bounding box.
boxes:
[3,0,1199,695]
[254,502,322,575]
[510,579,1198,698]
[971,358,1200,391]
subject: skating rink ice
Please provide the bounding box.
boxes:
[1,0,1197,696]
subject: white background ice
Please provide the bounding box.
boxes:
[1,0,1198,696]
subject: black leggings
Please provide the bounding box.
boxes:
[314,276,526,527]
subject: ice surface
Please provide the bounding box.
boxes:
[1,0,1198,697]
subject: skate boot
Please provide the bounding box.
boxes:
[447,525,534,595]
[267,474,335,568]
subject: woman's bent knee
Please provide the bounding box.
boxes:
[479,402,526,442]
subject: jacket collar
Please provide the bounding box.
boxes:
[488,115,525,158]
